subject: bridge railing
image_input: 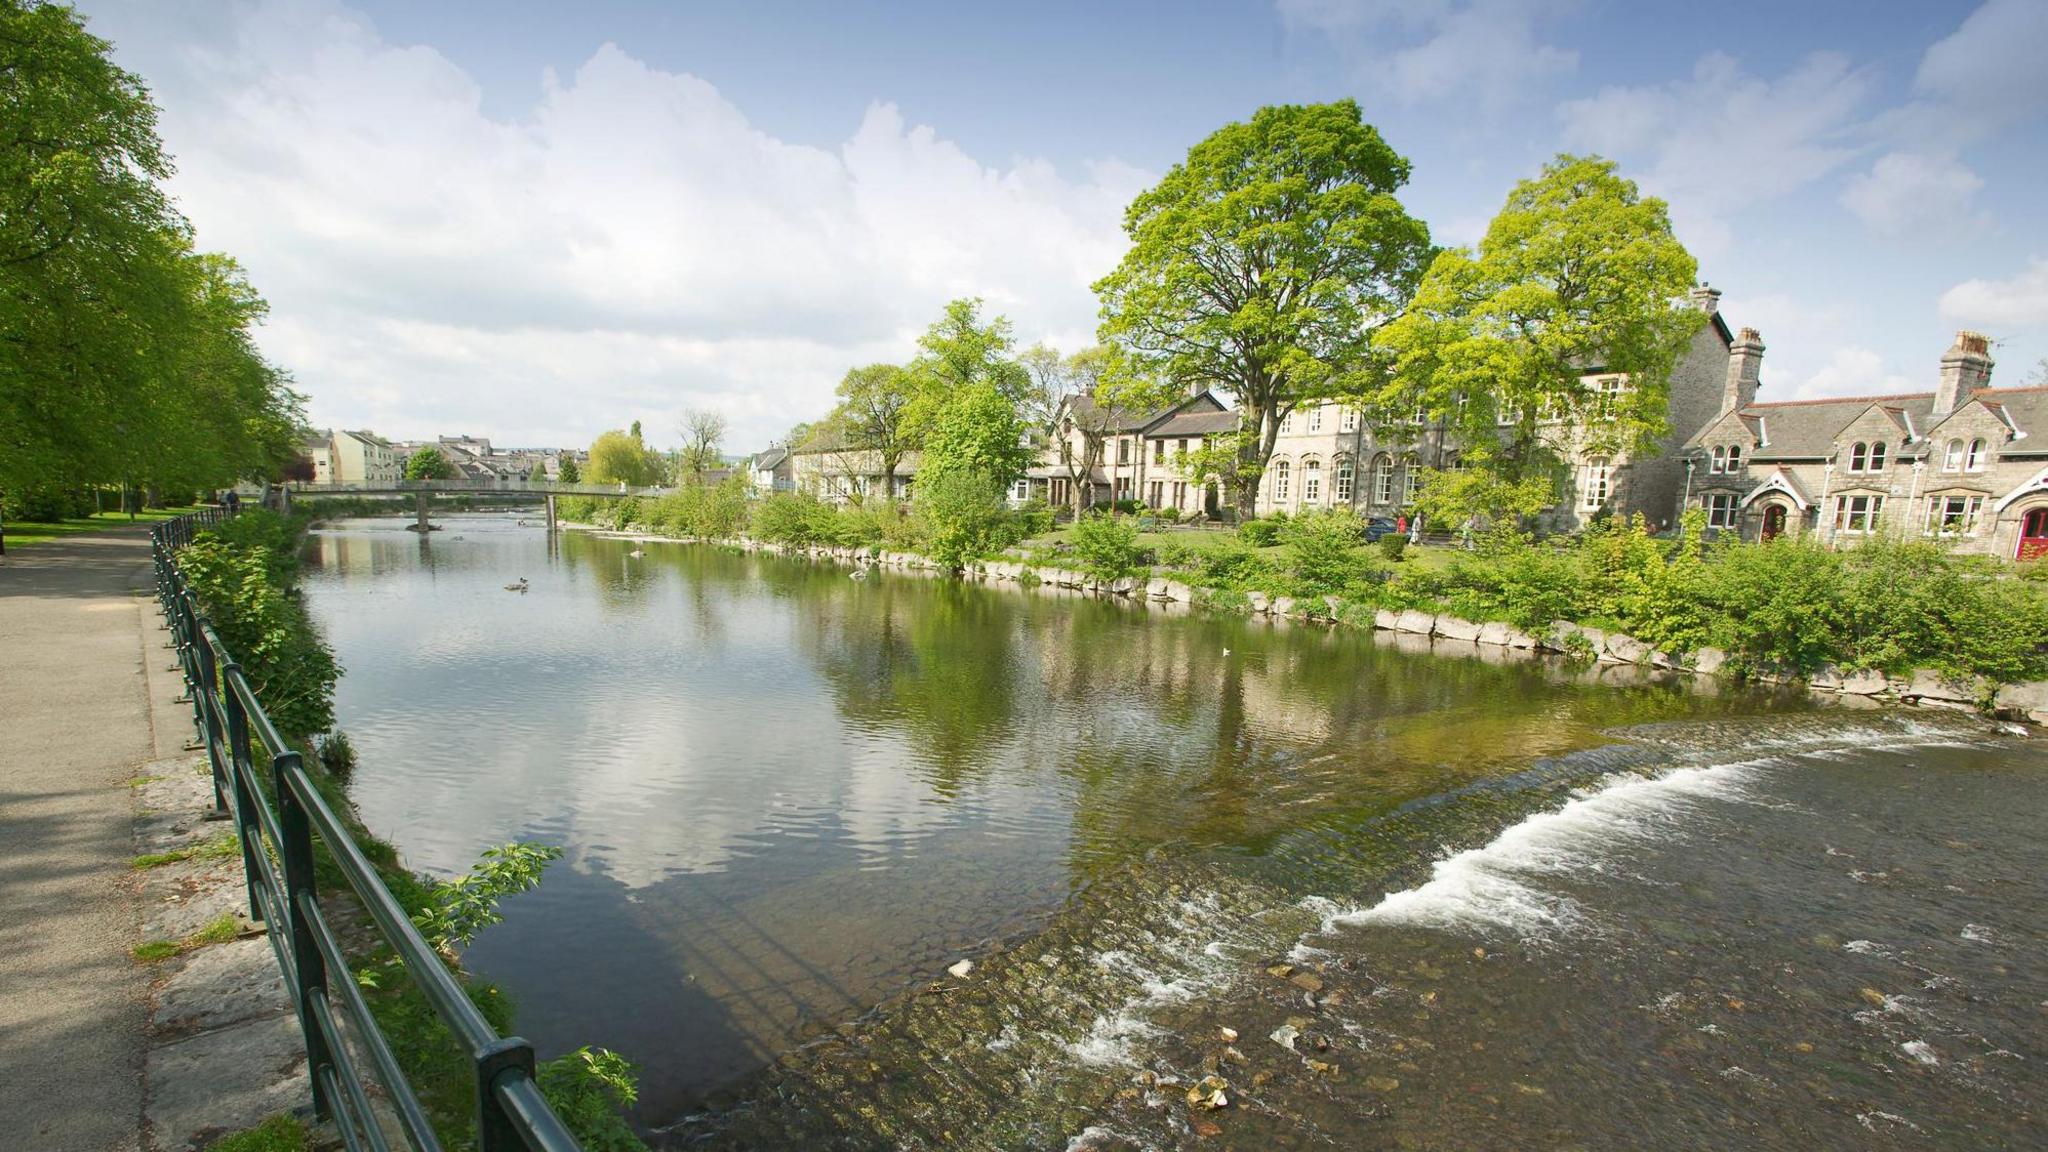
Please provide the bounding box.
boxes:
[288,480,671,497]
[153,509,583,1152]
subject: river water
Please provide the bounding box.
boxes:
[302,514,2046,1149]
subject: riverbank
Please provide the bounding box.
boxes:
[563,520,2048,726]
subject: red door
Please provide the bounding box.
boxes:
[1761,504,1787,542]
[2020,508,2048,562]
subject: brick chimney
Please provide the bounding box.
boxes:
[1933,330,1994,417]
[1690,283,1722,315]
[1722,327,1764,414]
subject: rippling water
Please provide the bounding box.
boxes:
[302,515,2044,1147]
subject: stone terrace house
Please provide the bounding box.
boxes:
[1254,285,1743,528]
[1684,331,2048,560]
[1026,390,1235,515]
[791,431,921,504]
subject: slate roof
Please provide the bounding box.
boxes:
[1152,409,1240,436]
[751,447,789,470]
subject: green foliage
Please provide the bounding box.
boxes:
[1700,538,1852,674]
[414,843,563,950]
[207,1116,308,1152]
[914,468,1016,570]
[1013,497,1056,538]
[537,1047,649,1152]
[1283,510,1372,597]
[1,5,302,499]
[315,729,357,778]
[1372,154,1702,493]
[918,383,1033,490]
[1237,519,1279,547]
[404,447,455,480]
[643,476,750,538]
[1377,533,1407,562]
[1095,100,1433,515]
[750,491,835,547]
[586,429,660,487]
[830,362,920,489]
[178,511,336,738]
[1070,513,1143,584]
[557,456,581,484]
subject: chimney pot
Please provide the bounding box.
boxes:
[1934,330,1994,416]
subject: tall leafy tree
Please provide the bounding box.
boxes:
[1,1,300,541]
[1094,100,1433,517]
[1372,154,1701,521]
[829,364,918,497]
[586,429,655,486]
[405,447,455,480]
[918,384,1032,490]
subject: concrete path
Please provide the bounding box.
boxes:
[0,527,159,1151]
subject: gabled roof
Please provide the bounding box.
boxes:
[751,446,789,470]
[1925,386,2048,451]
[1153,409,1240,436]
[1735,393,1938,460]
[1739,467,1811,510]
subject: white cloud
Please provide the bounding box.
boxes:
[1839,151,1986,237]
[1899,0,2048,143]
[1556,51,1873,259]
[1277,0,1577,109]
[79,0,1146,450]
[1787,346,1918,401]
[1940,257,2048,330]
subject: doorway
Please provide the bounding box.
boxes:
[1761,503,1787,542]
[2020,506,2048,562]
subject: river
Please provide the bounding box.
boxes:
[302,513,2046,1149]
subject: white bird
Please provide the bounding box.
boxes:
[627,549,645,558]
[504,578,529,592]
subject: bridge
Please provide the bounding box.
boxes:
[281,479,671,532]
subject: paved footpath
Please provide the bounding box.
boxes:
[0,528,159,1151]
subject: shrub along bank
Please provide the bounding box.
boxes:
[177,509,646,1150]
[573,493,2048,698]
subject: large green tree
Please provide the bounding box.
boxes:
[405,446,455,480]
[1372,154,1702,522]
[1,2,301,542]
[586,429,656,486]
[828,363,918,497]
[1094,100,1433,517]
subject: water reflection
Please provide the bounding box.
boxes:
[301,514,1786,1123]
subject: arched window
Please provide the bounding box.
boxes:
[1849,442,1868,471]
[1372,454,1394,504]
[1866,441,1884,470]
[1443,451,1465,472]
[1943,438,1964,472]
[1402,453,1422,503]
[1334,457,1355,503]
[1302,458,1322,505]
[1711,446,1726,473]
[1966,437,1986,471]
[1727,443,1742,471]
[1271,458,1291,504]
[1582,457,1612,510]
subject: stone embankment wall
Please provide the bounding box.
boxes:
[579,527,2048,726]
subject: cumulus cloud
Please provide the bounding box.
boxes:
[1787,346,1919,401]
[1895,0,2048,144]
[1556,51,1873,258]
[1838,151,1986,237]
[1940,257,2048,330]
[79,0,1146,449]
[1277,0,1577,109]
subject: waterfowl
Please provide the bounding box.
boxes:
[504,578,529,592]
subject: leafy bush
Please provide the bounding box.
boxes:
[1377,533,1407,562]
[1701,538,1851,674]
[1238,519,1280,547]
[1070,513,1143,584]
[1156,505,1181,521]
[538,1047,648,1152]
[1014,497,1057,538]
[414,843,564,951]
[1196,538,1277,591]
[315,730,356,779]
[914,469,1017,570]
[1283,510,1370,596]
[179,511,337,738]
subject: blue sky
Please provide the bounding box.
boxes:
[77,0,2048,450]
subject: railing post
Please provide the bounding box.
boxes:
[475,1036,538,1152]
[274,750,335,1121]
[224,670,263,922]
[178,591,206,750]
[195,630,228,813]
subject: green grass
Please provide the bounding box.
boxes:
[132,832,239,870]
[207,1115,308,1152]
[133,912,243,963]
[1,506,201,547]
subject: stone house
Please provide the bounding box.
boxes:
[749,447,795,494]
[1027,390,1235,514]
[1683,330,2048,560]
[1252,285,1741,528]
[790,432,920,504]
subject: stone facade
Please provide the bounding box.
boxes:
[1683,330,2048,560]
[1251,286,1739,528]
[1028,391,1234,515]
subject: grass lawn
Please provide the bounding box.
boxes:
[1,506,202,548]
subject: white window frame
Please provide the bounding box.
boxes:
[1966,437,1986,472]
[1307,406,1323,433]
[1834,494,1884,535]
[1271,459,1290,503]
[1340,407,1359,434]
[1582,457,1612,510]
[1705,491,1738,529]
[1372,455,1393,504]
[1302,458,1322,505]
[1943,438,1964,472]
[1924,494,1984,537]
[1334,457,1354,503]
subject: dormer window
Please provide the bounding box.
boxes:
[1849,442,1868,472]
[1966,437,1986,472]
[1726,444,1742,471]
[1867,442,1884,470]
[1710,446,1726,473]
[1943,438,1964,472]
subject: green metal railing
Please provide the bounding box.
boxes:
[153,509,582,1152]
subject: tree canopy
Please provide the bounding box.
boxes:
[1,1,302,512]
[1372,154,1701,521]
[404,447,455,480]
[586,429,659,486]
[1094,100,1434,516]
[678,408,727,482]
